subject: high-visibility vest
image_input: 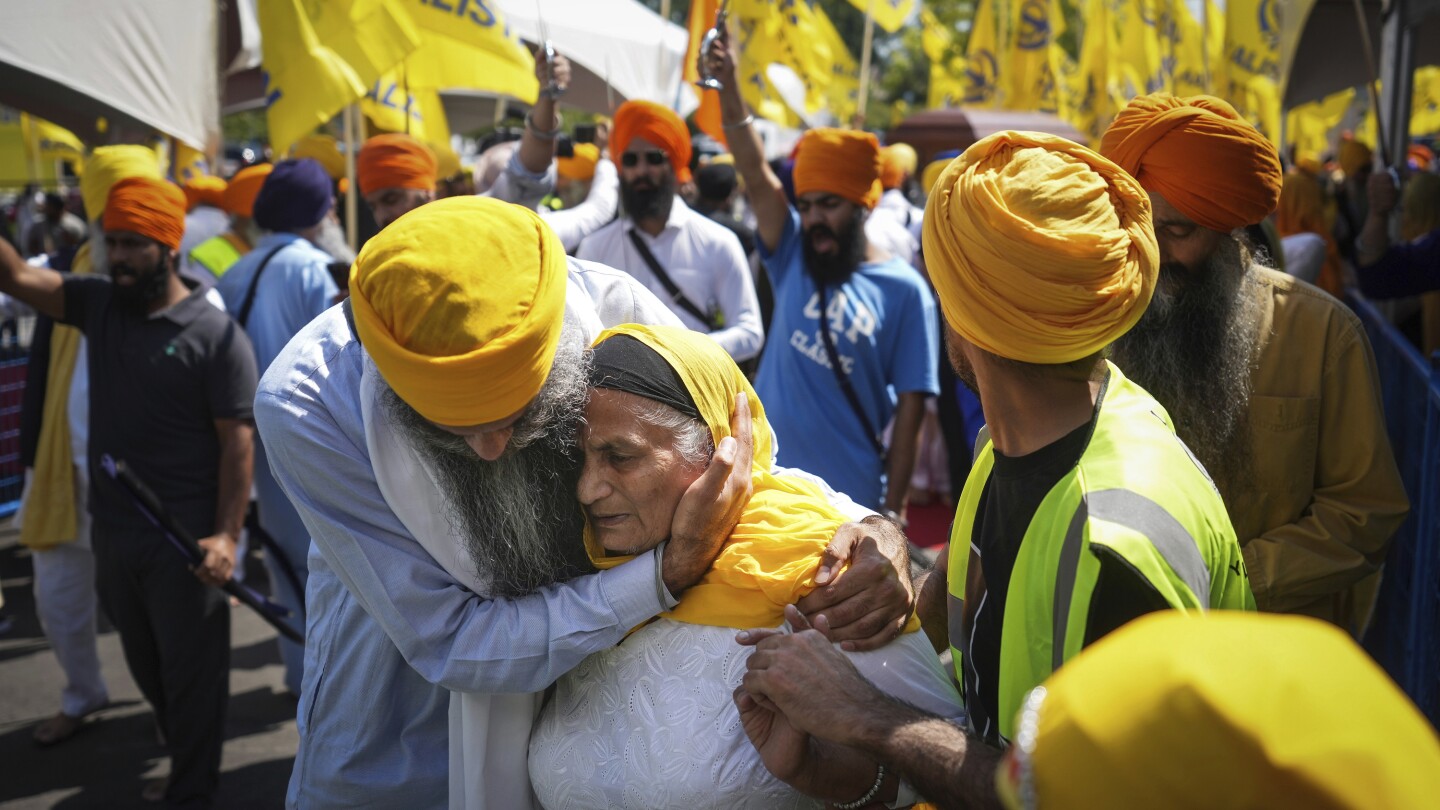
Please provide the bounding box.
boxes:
[189,232,248,279]
[947,362,1255,741]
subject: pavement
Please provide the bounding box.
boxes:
[0,525,298,809]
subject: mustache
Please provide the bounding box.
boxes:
[805,225,838,243]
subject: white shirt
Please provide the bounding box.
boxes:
[180,205,231,256]
[1281,232,1327,285]
[542,158,621,253]
[866,191,922,267]
[578,198,764,362]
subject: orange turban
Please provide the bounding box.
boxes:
[103,176,187,250]
[923,131,1158,364]
[1100,93,1282,233]
[350,197,568,427]
[1338,138,1373,176]
[1277,171,1343,297]
[880,143,918,189]
[223,163,273,218]
[183,176,227,211]
[794,129,883,209]
[611,100,693,183]
[558,143,600,181]
[358,133,439,196]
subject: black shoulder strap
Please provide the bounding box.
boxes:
[626,229,716,328]
[236,242,291,328]
[815,284,885,457]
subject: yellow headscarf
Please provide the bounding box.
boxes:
[923,131,1158,364]
[349,196,568,427]
[23,146,162,551]
[584,324,920,631]
[291,134,347,180]
[997,611,1440,809]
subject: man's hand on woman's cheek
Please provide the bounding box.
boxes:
[662,392,755,594]
[796,516,915,651]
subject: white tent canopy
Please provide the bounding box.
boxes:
[0,0,219,150]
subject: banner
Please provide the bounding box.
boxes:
[258,0,421,156]
[844,0,916,34]
[1220,0,1282,139]
[730,0,853,128]
[396,0,537,102]
[361,70,451,149]
[0,107,84,184]
[962,0,1003,107]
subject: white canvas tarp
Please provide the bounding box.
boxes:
[0,0,220,150]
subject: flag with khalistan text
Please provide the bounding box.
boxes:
[361,70,451,149]
[844,0,916,34]
[1220,0,1282,140]
[258,0,420,156]
[395,0,537,102]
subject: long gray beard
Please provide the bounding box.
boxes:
[382,329,595,598]
[1112,236,1264,502]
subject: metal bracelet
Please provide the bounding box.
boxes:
[835,763,886,810]
[722,113,755,131]
[525,109,561,141]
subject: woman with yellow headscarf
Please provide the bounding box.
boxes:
[527,324,961,809]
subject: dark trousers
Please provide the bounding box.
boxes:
[93,522,229,809]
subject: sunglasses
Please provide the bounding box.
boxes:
[621,150,669,168]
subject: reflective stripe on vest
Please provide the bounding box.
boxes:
[190,234,245,278]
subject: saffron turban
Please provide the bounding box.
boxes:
[793,128,883,209]
[583,323,922,634]
[923,131,1158,364]
[103,176,187,250]
[222,163,273,218]
[350,197,567,427]
[996,612,1440,809]
[183,176,227,211]
[358,133,438,195]
[557,143,600,181]
[880,143,919,189]
[1338,138,1373,176]
[253,159,334,233]
[611,100,693,183]
[1100,93,1282,233]
[81,145,161,222]
[291,134,347,179]
[1277,171,1343,297]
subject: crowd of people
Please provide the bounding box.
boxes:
[0,31,1438,810]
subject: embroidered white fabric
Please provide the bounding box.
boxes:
[528,619,963,809]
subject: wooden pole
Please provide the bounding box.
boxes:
[1350,0,1389,166]
[856,0,876,125]
[344,104,358,254]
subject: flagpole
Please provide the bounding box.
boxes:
[857,0,876,125]
[344,104,359,254]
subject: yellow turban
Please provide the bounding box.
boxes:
[996,612,1440,809]
[1100,93,1283,233]
[558,143,600,181]
[923,131,1158,364]
[1338,138,1373,176]
[349,197,568,427]
[584,324,921,633]
[794,128,883,209]
[880,143,919,189]
[291,134,347,179]
[81,145,161,221]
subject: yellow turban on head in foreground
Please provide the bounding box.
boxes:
[583,323,919,632]
[81,145,161,221]
[997,612,1440,809]
[880,142,919,189]
[350,196,568,427]
[794,128,883,209]
[923,131,1158,364]
[1100,93,1282,233]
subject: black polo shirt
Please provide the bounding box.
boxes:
[61,275,259,538]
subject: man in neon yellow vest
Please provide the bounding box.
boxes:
[728,132,1254,808]
[183,163,272,282]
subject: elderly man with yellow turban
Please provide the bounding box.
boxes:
[708,37,939,521]
[1100,94,1407,636]
[730,130,1255,808]
[255,196,916,809]
[0,172,258,807]
[576,99,763,364]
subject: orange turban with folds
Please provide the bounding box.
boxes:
[610,100,693,183]
[1100,94,1282,233]
[793,129,883,209]
[223,163,273,218]
[358,133,439,196]
[350,197,568,427]
[923,131,1158,364]
[103,177,187,250]
[880,143,918,189]
[183,176,227,211]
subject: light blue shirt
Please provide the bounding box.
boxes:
[754,208,940,509]
[216,232,338,379]
[256,305,671,809]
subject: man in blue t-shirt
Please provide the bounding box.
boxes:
[712,52,938,514]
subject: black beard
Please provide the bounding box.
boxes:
[1112,236,1261,499]
[621,173,676,222]
[802,211,866,286]
[110,255,171,312]
[381,346,596,598]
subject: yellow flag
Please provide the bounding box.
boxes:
[258,0,421,157]
[1286,87,1354,162]
[812,2,861,124]
[922,8,967,108]
[962,0,1003,107]
[1410,66,1440,137]
[361,71,451,147]
[173,143,212,183]
[730,0,851,127]
[1220,0,1282,140]
[1003,0,1061,113]
[394,0,537,102]
[845,0,916,34]
[0,107,84,184]
[1055,0,1126,144]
